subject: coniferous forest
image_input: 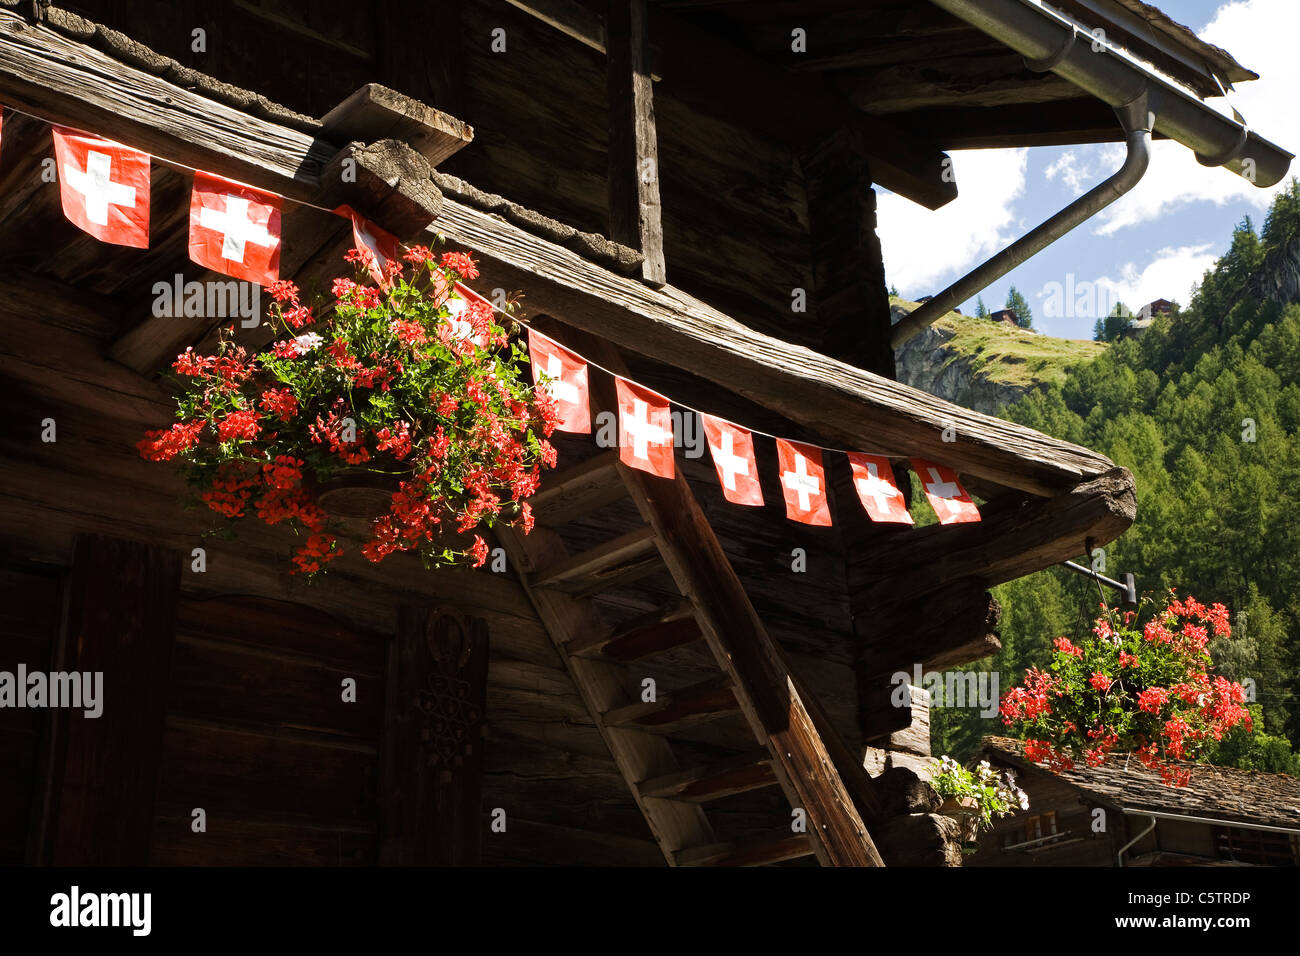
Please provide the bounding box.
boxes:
[932,181,1300,775]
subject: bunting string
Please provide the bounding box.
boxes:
[0,100,983,528]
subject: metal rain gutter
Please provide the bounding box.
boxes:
[891,0,1295,348]
[1117,813,1156,867]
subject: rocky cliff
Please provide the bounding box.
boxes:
[890,300,1105,416]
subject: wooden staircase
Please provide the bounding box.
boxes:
[496,438,886,866]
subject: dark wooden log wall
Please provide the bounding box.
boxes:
[64,0,873,353]
[0,276,664,865]
[0,563,61,863]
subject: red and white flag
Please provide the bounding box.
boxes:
[616,378,674,478]
[445,282,493,349]
[189,171,282,285]
[528,329,590,434]
[52,126,150,248]
[910,459,980,524]
[701,414,762,506]
[337,204,401,288]
[776,439,831,526]
[847,452,912,525]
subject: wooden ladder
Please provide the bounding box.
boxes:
[495,440,885,866]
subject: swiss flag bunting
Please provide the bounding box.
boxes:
[528,329,591,434]
[701,414,762,506]
[776,439,831,526]
[616,377,674,478]
[189,171,282,285]
[337,204,401,288]
[445,282,493,349]
[52,126,150,248]
[847,452,912,525]
[911,458,981,524]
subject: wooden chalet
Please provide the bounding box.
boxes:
[0,1,1279,867]
[973,738,1300,867]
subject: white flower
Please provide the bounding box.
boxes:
[293,332,324,352]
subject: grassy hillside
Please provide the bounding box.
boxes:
[892,297,1106,390]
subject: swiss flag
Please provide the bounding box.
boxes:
[847,453,912,524]
[52,126,150,248]
[701,414,762,506]
[337,204,401,288]
[445,282,492,349]
[189,171,282,285]
[528,329,590,433]
[776,439,831,526]
[616,378,674,478]
[910,459,980,524]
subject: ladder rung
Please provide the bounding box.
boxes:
[569,603,700,661]
[530,526,661,596]
[675,833,815,867]
[601,675,738,734]
[640,752,776,802]
[527,450,626,526]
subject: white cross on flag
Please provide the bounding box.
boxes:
[616,378,674,478]
[52,126,150,248]
[337,204,401,288]
[701,414,762,506]
[847,452,912,524]
[910,458,980,524]
[444,283,493,349]
[527,329,590,434]
[189,171,282,285]
[776,439,831,526]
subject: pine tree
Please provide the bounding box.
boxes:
[975,296,990,319]
[1005,286,1034,329]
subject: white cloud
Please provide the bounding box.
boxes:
[877,148,1028,295]
[1044,149,1097,196]
[1094,243,1218,311]
[1092,0,1300,235]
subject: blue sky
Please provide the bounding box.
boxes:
[876,0,1297,339]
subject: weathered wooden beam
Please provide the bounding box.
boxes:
[527,450,626,526]
[854,578,1002,681]
[900,98,1140,150]
[601,675,739,734]
[567,602,700,662]
[380,607,488,865]
[530,525,662,595]
[0,7,334,201]
[320,83,473,169]
[564,326,884,866]
[676,832,814,867]
[839,53,1078,115]
[433,196,1125,498]
[639,751,776,802]
[849,468,1136,610]
[492,525,718,861]
[606,0,666,286]
[505,0,607,55]
[35,534,180,865]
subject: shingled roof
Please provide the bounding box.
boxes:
[983,736,1300,831]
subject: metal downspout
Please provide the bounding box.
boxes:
[1117,813,1157,867]
[891,100,1152,348]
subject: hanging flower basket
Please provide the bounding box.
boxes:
[138,245,561,575]
[999,592,1251,787]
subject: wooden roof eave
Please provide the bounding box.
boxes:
[434,194,1123,498]
[0,4,1135,526]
